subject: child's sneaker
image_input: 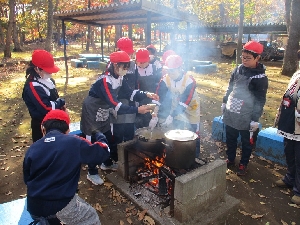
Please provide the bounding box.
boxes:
[291,195,300,205]
[87,173,104,185]
[237,164,247,176]
[226,159,235,168]
[100,162,118,171]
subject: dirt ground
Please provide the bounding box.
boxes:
[0,56,299,225]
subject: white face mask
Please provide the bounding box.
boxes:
[43,72,52,79]
[118,68,127,76]
[149,55,155,61]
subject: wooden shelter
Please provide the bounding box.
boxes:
[53,0,200,75]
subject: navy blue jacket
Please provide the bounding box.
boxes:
[23,130,109,216]
[22,77,65,120]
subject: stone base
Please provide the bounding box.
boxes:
[106,173,239,225]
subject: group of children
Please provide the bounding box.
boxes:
[21,39,300,224]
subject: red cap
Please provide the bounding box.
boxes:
[110,51,130,63]
[164,55,183,69]
[243,41,264,54]
[32,50,60,73]
[42,110,70,125]
[136,48,150,63]
[162,50,176,64]
[146,44,156,51]
[117,37,134,55]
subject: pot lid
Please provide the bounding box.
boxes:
[164,129,198,141]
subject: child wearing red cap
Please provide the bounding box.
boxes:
[23,110,110,225]
[146,44,162,74]
[80,51,158,185]
[149,54,201,160]
[222,41,268,175]
[112,37,139,148]
[22,49,66,142]
[134,48,162,128]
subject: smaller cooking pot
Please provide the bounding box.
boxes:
[135,127,167,154]
[164,129,198,169]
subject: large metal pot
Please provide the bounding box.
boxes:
[164,129,198,170]
[135,127,167,154]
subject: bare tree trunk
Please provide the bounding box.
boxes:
[0,23,4,46]
[45,0,54,52]
[4,0,14,58]
[281,0,300,76]
[236,0,244,65]
[12,5,22,52]
[285,0,292,33]
[54,0,60,45]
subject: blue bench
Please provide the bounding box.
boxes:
[69,122,82,135]
[255,127,285,165]
[0,198,33,224]
[194,64,217,74]
[86,61,100,69]
[71,59,83,68]
[211,116,262,142]
[78,57,87,66]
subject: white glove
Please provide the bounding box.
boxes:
[109,108,117,119]
[162,115,173,126]
[221,103,226,114]
[250,121,259,132]
[149,117,158,130]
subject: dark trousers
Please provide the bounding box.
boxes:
[88,130,117,175]
[225,125,252,166]
[113,123,135,144]
[31,118,43,142]
[283,138,300,196]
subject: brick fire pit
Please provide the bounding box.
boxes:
[106,139,239,225]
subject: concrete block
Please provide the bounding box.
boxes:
[174,160,227,222]
[255,127,285,165]
[70,59,83,68]
[87,61,100,69]
[194,64,217,74]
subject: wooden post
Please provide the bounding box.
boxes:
[62,19,69,96]
[101,25,104,62]
[146,11,151,45]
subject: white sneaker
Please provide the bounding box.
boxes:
[100,162,118,171]
[87,173,104,185]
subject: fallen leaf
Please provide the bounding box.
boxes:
[249,179,257,183]
[288,203,300,209]
[238,209,251,216]
[126,217,133,224]
[281,220,288,225]
[5,191,12,195]
[251,214,264,219]
[126,205,135,212]
[95,203,103,213]
[104,182,113,188]
[280,190,290,195]
[119,220,124,225]
[138,209,148,221]
[87,188,94,191]
[260,202,266,205]
[143,215,155,225]
[258,194,266,198]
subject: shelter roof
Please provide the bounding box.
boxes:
[53,0,200,26]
